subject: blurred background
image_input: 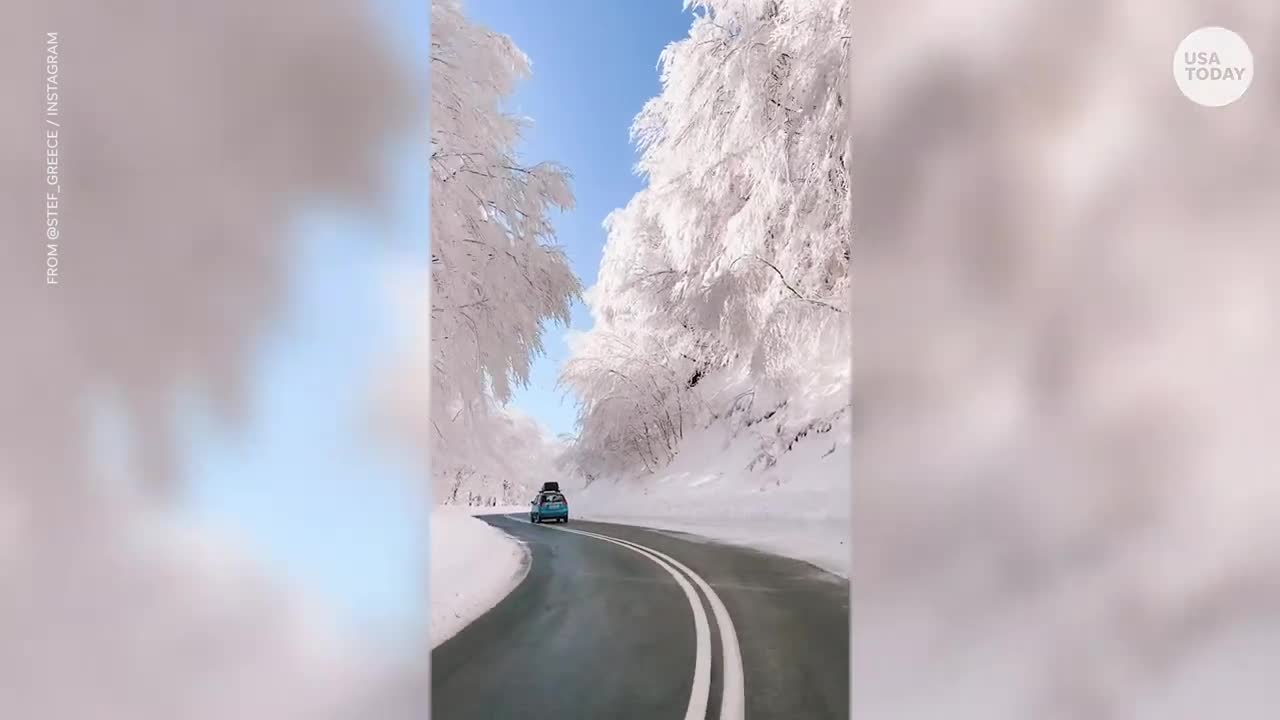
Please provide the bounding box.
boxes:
[5,0,1280,717]
[1,0,429,717]
[851,1,1280,718]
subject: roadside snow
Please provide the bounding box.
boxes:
[570,412,850,578]
[429,506,528,647]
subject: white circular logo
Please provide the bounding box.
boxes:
[1174,27,1253,107]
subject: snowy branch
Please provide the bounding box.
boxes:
[751,255,844,313]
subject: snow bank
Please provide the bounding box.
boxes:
[571,406,850,577]
[429,506,528,647]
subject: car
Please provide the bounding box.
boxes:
[530,491,569,524]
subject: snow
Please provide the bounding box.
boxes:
[570,407,850,578]
[429,505,529,648]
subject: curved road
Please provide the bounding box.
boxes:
[431,515,849,719]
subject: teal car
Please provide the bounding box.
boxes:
[530,491,569,524]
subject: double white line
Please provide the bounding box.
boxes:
[515,516,745,720]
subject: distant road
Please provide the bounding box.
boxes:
[431,515,849,719]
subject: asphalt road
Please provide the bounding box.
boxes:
[430,514,849,719]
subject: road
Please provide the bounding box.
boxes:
[430,514,849,719]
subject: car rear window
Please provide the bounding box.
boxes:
[542,494,563,504]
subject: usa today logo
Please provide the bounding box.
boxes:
[1174,27,1253,107]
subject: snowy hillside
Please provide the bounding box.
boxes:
[570,401,850,576]
[565,355,851,575]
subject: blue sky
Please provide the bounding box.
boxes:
[178,0,691,653]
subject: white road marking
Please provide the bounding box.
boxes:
[512,515,744,720]
[558,525,711,720]
[588,529,746,720]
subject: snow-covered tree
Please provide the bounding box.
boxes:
[562,0,851,477]
[427,0,580,494]
[429,0,580,445]
[434,407,562,505]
